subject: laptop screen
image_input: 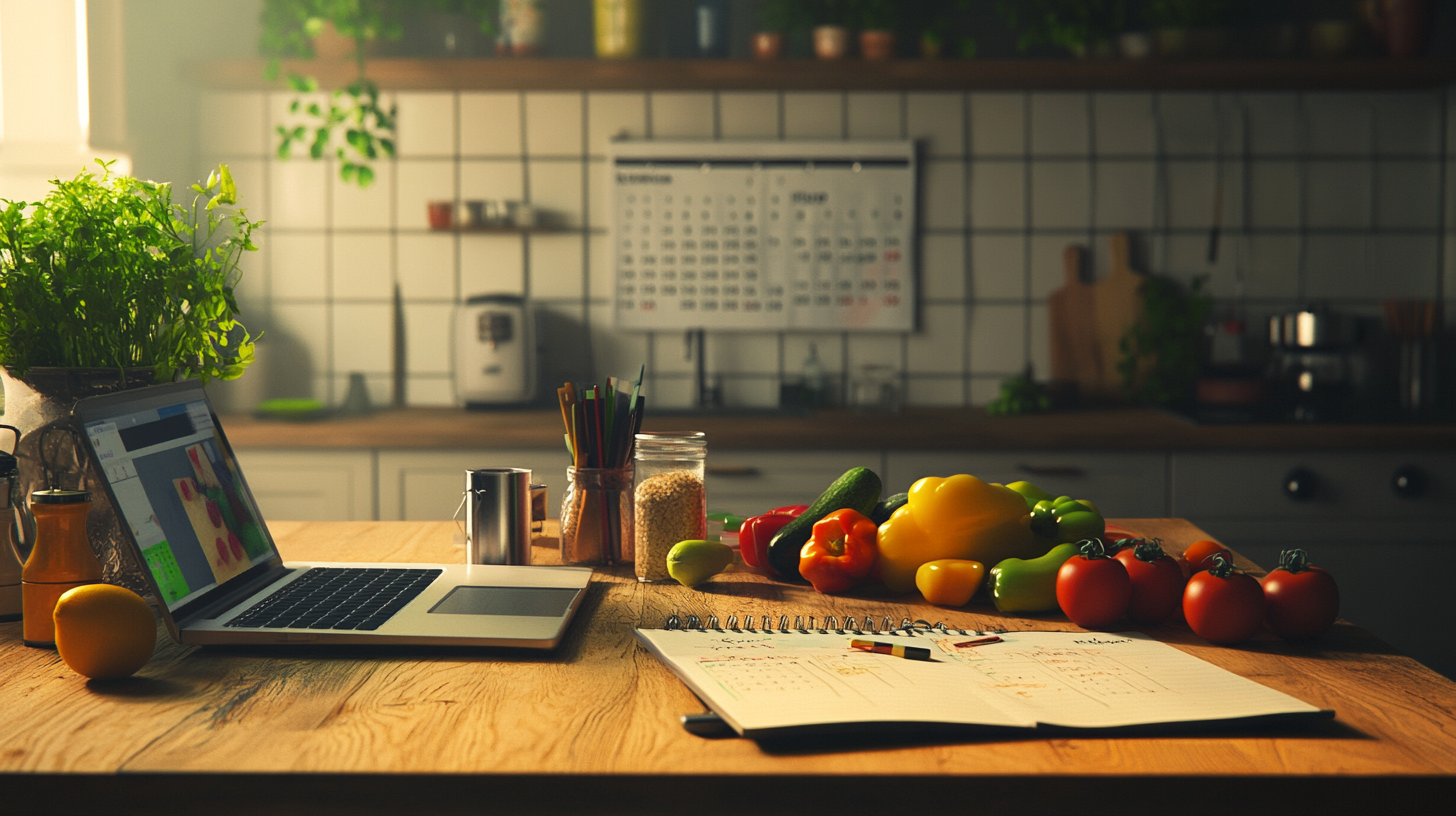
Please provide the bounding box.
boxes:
[82,393,279,611]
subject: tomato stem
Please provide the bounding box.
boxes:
[1277,548,1310,573]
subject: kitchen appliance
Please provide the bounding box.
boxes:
[1267,308,1364,423]
[456,295,536,407]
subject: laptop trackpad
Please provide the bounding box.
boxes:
[428,586,580,617]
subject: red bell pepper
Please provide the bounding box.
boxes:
[799,508,878,594]
[739,512,796,575]
[770,505,809,517]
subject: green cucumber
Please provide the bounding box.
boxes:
[767,467,882,579]
[869,492,909,526]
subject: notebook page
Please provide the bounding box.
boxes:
[636,629,1036,734]
[932,632,1322,729]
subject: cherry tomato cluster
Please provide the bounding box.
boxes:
[1054,538,1340,646]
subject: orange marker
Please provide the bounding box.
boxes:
[953,635,1003,648]
[849,639,931,661]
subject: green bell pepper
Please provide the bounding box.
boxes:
[988,542,1080,613]
[1028,495,1105,544]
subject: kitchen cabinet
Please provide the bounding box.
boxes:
[1171,451,1456,680]
[377,450,569,521]
[231,449,376,521]
[705,450,884,511]
[886,451,1170,518]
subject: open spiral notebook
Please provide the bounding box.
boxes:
[636,617,1330,740]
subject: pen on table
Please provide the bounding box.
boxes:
[953,635,1003,648]
[849,639,931,661]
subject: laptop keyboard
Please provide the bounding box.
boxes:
[224,567,442,631]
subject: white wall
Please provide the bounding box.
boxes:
[194,85,1452,411]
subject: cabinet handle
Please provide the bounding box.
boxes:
[1017,464,1086,478]
[1392,465,1427,499]
[1283,467,1318,501]
[706,465,761,478]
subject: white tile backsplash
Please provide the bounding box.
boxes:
[333,234,393,300]
[460,92,523,155]
[846,92,901,140]
[214,87,1449,407]
[395,93,457,157]
[650,92,716,138]
[269,232,328,301]
[907,93,965,158]
[269,159,330,230]
[588,92,648,154]
[396,233,456,300]
[1031,94,1088,156]
[461,234,525,297]
[717,92,779,139]
[524,92,583,156]
[332,161,393,229]
[783,92,843,139]
[969,93,1025,155]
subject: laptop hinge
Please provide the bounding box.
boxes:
[179,566,297,626]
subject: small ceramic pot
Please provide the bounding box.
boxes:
[813,25,849,60]
[427,201,455,231]
[859,29,895,60]
[919,34,942,59]
[751,31,784,60]
[1308,20,1358,58]
[1118,31,1153,59]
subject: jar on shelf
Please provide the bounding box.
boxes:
[632,432,706,583]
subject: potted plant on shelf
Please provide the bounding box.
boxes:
[806,0,853,59]
[0,161,261,593]
[854,0,898,59]
[752,0,801,59]
[995,0,1127,58]
[1142,0,1233,58]
[260,0,408,188]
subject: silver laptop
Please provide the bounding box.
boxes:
[71,380,592,648]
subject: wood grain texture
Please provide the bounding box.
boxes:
[219,408,1456,452]
[1092,233,1146,399]
[190,58,1456,92]
[1,520,1454,815]
[1048,244,1102,397]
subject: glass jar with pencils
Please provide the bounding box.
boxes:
[556,378,644,566]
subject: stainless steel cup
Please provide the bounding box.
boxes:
[465,468,532,565]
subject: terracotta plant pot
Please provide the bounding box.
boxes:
[919,34,942,59]
[859,29,895,60]
[813,25,849,60]
[0,367,157,597]
[751,31,784,60]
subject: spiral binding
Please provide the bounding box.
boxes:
[661,613,1007,637]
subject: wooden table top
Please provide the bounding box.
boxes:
[220,406,1456,452]
[2,519,1454,816]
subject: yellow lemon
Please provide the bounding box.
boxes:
[53,584,156,680]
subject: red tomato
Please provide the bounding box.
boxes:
[1261,550,1340,640]
[1056,547,1131,629]
[1114,541,1186,625]
[1182,539,1231,573]
[1183,555,1265,644]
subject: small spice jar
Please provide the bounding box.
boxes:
[22,489,102,647]
[632,432,706,583]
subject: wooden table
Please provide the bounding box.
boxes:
[1,520,1454,815]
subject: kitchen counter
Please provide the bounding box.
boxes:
[220,407,1456,451]
[1,519,1452,815]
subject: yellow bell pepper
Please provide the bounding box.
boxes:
[876,474,1042,594]
[915,559,985,606]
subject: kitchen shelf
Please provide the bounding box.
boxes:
[196,57,1456,92]
[428,225,562,234]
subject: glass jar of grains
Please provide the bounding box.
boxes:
[632,432,706,583]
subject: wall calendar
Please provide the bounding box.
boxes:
[608,140,917,332]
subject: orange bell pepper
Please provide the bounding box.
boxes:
[799,508,877,594]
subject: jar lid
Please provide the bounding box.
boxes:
[31,489,90,504]
[0,451,16,479]
[635,432,706,441]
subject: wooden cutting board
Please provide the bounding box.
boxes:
[1047,244,1102,399]
[1092,233,1146,398]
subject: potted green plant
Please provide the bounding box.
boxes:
[261,0,407,188]
[1142,0,1232,57]
[806,0,853,59]
[996,0,1128,58]
[853,0,899,59]
[752,0,802,59]
[0,161,260,592]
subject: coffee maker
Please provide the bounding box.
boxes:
[455,294,537,407]
[1268,308,1366,422]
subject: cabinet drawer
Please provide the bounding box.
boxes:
[378,449,567,521]
[885,452,1169,518]
[1171,452,1456,522]
[705,451,883,512]
[232,449,376,521]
